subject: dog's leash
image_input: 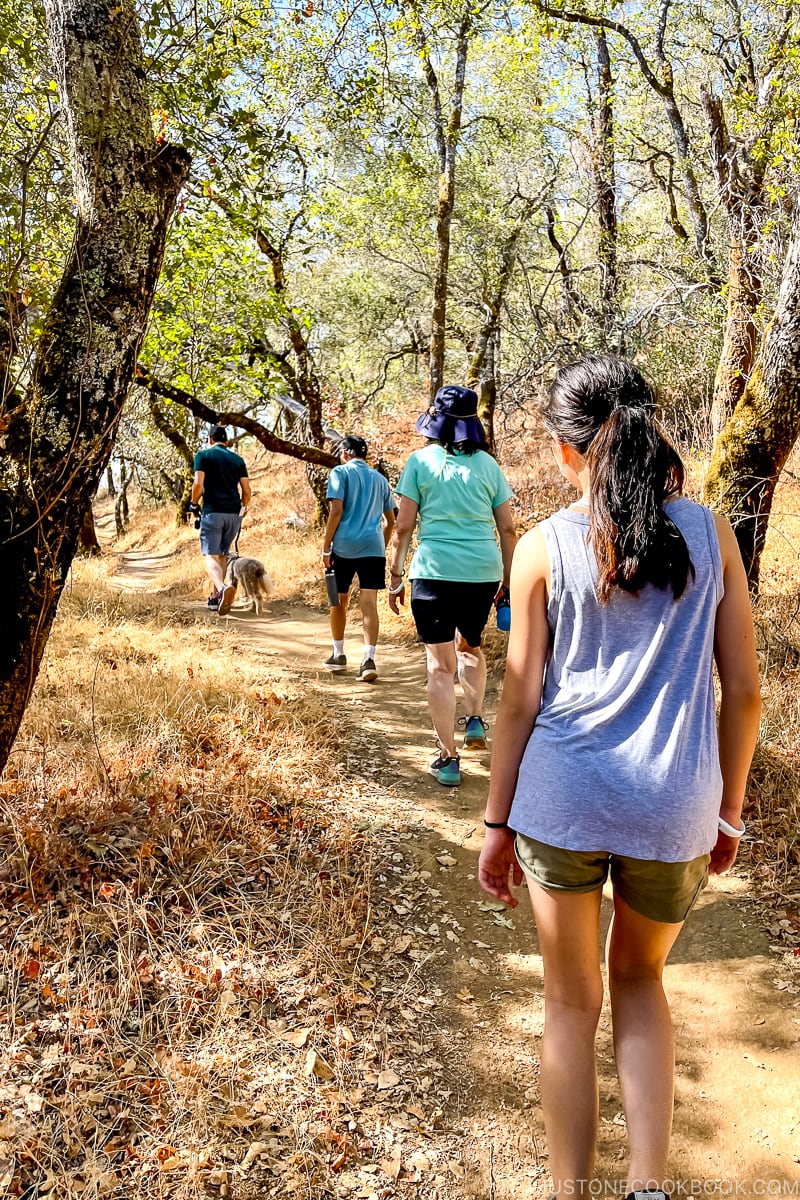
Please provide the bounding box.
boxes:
[233,506,245,556]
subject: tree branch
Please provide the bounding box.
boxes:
[135,368,337,468]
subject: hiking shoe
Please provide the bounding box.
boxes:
[356,657,377,683]
[460,715,488,750]
[217,583,237,615]
[207,591,221,609]
[429,754,461,787]
[323,652,347,673]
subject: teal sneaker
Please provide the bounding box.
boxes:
[430,753,461,787]
[460,716,488,750]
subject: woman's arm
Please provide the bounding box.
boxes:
[492,499,518,591]
[387,496,418,613]
[710,514,761,874]
[479,527,551,906]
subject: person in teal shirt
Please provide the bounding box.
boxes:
[388,386,517,786]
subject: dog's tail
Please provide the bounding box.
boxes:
[259,570,275,597]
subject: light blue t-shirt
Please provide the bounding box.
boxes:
[327,458,396,558]
[395,443,513,582]
[509,499,725,862]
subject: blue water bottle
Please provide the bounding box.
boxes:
[495,590,511,632]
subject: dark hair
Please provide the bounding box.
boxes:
[431,428,487,456]
[209,424,229,443]
[338,435,368,459]
[544,355,694,602]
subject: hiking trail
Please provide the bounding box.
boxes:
[110,547,800,1199]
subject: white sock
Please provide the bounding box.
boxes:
[333,640,344,657]
[363,645,376,662]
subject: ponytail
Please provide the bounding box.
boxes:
[544,355,694,602]
[587,406,693,601]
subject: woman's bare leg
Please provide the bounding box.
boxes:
[456,637,487,718]
[424,641,458,758]
[607,894,683,1193]
[528,882,604,1200]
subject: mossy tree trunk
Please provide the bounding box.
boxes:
[701,92,763,436]
[704,201,800,590]
[0,0,190,771]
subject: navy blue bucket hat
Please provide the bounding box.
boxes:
[415,385,486,445]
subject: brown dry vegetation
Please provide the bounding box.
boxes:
[1,432,799,1199]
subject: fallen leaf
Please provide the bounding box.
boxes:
[392,935,412,955]
[304,1048,334,1080]
[282,1027,312,1048]
[376,1069,400,1090]
[408,1150,430,1171]
[241,1140,272,1170]
[436,854,457,867]
[379,1147,402,1179]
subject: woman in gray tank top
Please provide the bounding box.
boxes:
[478,357,761,1200]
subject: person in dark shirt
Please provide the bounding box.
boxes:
[190,425,251,615]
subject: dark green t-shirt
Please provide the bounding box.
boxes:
[193,444,248,513]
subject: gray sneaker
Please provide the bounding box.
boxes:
[323,652,347,673]
[356,658,377,683]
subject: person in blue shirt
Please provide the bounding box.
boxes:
[322,436,396,683]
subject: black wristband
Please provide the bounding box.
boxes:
[483,819,508,829]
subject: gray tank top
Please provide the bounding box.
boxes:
[509,498,724,862]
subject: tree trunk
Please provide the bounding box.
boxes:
[710,242,761,436]
[704,201,800,590]
[591,32,619,344]
[0,0,189,771]
[105,462,116,497]
[702,91,762,435]
[473,335,497,456]
[77,506,102,557]
[115,463,133,538]
[411,5,472,401]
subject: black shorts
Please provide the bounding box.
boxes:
[332,554,386,593]
[411,579,498,647]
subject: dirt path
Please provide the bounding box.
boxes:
[114,554,800,1198]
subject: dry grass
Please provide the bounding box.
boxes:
[0,539,457,1198]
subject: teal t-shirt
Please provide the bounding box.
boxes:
[396,444,513,581]
[327,458,396,558]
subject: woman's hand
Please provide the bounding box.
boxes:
[709,829,741,875]
[387,581,405,614]
[478,827,523,908]
[493,582,509,607]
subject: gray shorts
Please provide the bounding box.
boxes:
[514,833,709,925]
[199,511,241,557]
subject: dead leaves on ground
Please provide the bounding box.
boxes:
[0,783,473,1199]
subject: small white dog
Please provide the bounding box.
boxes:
[225,554,274,615]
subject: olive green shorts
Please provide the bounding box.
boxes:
[514,833,709,925]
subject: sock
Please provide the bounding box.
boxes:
[363,645,376,662]
[333,640,344,657]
